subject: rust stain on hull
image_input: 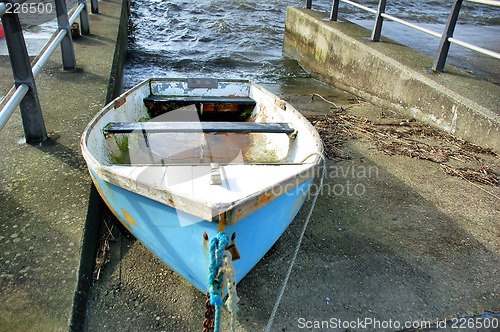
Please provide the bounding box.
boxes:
[168,197,175,206]
[258,192,274,206]
[217,213,226,232]
[287,191,307,226]
[90,176,121,221]
[114,97,126,109]
[121,208,137,231]
[203,231,209,256]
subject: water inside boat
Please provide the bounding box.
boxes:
[107,97,292,165]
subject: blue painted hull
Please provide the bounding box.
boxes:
[90,168,313,293]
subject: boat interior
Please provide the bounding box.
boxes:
[90,79,321,167]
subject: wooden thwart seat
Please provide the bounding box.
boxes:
[103,121,295,135]
[143,96,257,121]
[143,96,256,105]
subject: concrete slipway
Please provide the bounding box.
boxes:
[0,0,127,330]
[0,2,498,331]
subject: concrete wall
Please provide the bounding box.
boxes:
[69,1,130,330]
[283,7,500,153]
[105,0,130,104]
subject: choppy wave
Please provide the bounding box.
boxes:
[125,0,499,87]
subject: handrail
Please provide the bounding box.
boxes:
[32,4,85,78]
[335,0,376,14]
[307,0,500,72]
[0,0,94,142]
[379,12,442,39]
[448,36,500,59]
[0,85,29,131]
[466,0,500,6]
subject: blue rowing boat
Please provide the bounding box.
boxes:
[81,78,322,293]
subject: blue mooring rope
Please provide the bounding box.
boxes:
[207,231,229,332]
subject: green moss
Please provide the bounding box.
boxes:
[238,105,254,121]
[107,116,151,164]
[109,135,130,164]
[249,148,283,163]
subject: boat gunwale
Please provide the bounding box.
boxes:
[96,163,317,225]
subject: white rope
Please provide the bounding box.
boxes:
[222,250,239,332]
[265,156,325,332]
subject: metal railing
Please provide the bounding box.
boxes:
[0,0,99,143]
[305,0,500,72]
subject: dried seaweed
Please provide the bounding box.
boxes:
[306,96,498,188]
[93,215,115,282]
[441,164,499,187]
[307,113,355,161]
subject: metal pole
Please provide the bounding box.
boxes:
[433,0,463,72]
[1,11,47,142]
[306,0,312,9]
[79,0,90,35]
[371,0,387,41]
[330,0,340,21]
[55,0,76,70]
[90,0,98,14]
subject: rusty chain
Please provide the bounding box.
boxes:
[202,292,215,332]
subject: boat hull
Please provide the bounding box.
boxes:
[81,78,323,292]
[90,167,313,293]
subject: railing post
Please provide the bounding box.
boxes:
[1,11,47,143]
[330,0,340,21]
[433,0,463,72]
[90,0,98,14]
[79,0,90,35]
[306,0,312,9]
[55,0,76,70]
[371,0,386,41]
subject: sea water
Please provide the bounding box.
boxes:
[125,0,499,86]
